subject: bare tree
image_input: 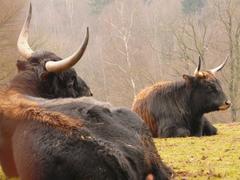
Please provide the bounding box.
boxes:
[215,0,240,121]
[102,0,139,105]
[170,12,210,75]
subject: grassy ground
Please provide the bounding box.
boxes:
[0,123,239,179]
[155,123,240,179]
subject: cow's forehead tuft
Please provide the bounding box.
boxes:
[197,71,217,80]
[29,51,61,64]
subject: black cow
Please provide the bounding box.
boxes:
[132,57,231,138]
[0,4,172,180]
[10,4,92,98]
[0,92,172,180]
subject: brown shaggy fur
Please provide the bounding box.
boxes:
[132,81,172,137]
[0,89,83,133]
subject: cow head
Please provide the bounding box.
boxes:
[183,56,231,114]
[10,4,92,98]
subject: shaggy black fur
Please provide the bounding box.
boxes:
[8,97,172,180]
[132,72,229,138]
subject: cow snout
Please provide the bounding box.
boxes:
[225,100,231,106]
[218,100,231,111]
[145,174,154,180]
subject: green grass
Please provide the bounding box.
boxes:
[1,123,240,179]
[155,123,240,179]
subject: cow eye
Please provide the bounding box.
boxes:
[207,85,216,92]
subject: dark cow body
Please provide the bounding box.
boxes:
[0,4,172,180]
[132,58,231,138]
[0,92,172,180]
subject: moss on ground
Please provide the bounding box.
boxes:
[155,123,240,179]
[0,123,240,179]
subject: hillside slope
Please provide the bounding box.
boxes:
[155,123,240,179]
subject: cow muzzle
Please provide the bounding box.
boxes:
[146,174,154,180]
[218,100,231,111]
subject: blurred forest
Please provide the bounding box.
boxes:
[0,0,239,123]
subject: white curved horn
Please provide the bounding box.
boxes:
[17,3,34,59]
[210,56,229,74]
[45,27,89,73]
[194,56,202,76]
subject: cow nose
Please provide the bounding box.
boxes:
[225,100,231,106]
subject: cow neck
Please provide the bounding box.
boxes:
[1,89,84,131]
[8,70,40,97]
[169,80,203,131]
[0,89,37,130]
[168,80,203,124]
[0,89,37,178]
[188,85,204,122]
[0,91,32,172]
[169,80,192,117]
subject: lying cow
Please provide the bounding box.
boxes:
[0,90,172,180]
[0,4,172,180]
[132,57,231,138]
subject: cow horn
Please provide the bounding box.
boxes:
[194,56,202,76]
[209,56,229,74]
[45,27,89,73]
[17,3,34,59]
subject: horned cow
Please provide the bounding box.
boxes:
[0,4,172,180]
[11,4,92,98]
[0,90,172,180]
[132,57,231,138]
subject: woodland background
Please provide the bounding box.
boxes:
[0,0,239,122]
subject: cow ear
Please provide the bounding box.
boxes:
[37,64,51,81]
[40,73,48,80]
[16,60,28,71]
[183,74,195,84]
[40,72,50,81]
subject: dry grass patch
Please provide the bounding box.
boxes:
[155,123,240,179]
